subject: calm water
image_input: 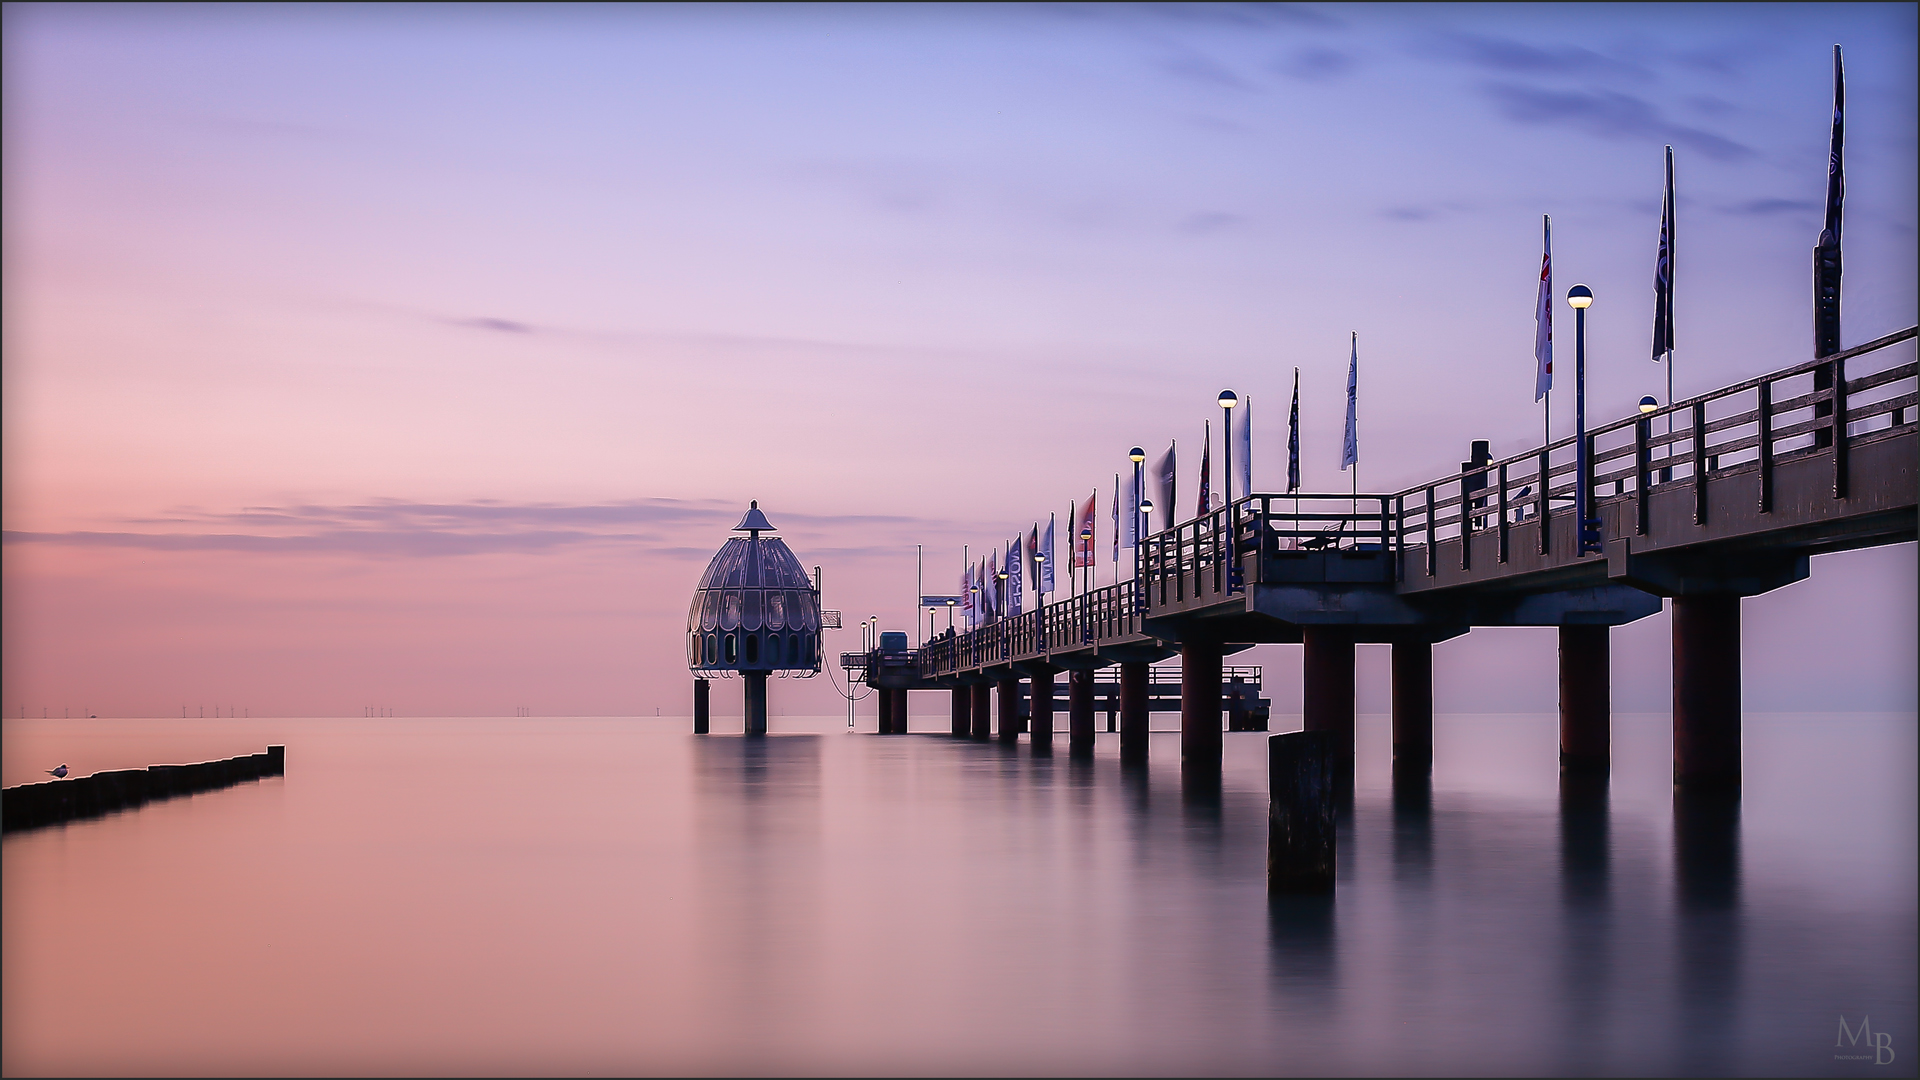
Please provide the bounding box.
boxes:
[3,710,1914,1076]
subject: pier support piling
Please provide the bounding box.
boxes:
[1391,641,1432,774]
[1068,669,1095,757]
[1180,642,1224,767]
[1559,625,1611,774]
[743,672,768,736]
[971,683,992,741]
[693,678,710,735]
[1269,731,1335,893]
[997,677,1021,743]
[1673,594,1741,790]
[1119,661,1150,763]
[1302,628,1356,764]
[1030,671,1056,754]
[951,686,971,737]
[876,686,894,734]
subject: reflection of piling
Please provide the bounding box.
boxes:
[743,673,768,735]
[3,746,286,833]
[693,678,710,734]
[1268,731,1335,893]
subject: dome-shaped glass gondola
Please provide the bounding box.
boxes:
[687,502,822,677]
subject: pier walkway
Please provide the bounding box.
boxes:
[849,327,1916,789]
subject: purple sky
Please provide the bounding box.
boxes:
[4,3,1914,717]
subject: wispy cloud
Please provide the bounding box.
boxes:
[9,499,942,560]
[1422,32,1645,79]
[1160,54,1258,92]
[1178,210,1247,235]
[1480,82,1753,161]
[1275,47,1356,82]
[450,317,536,334]
[1722,197,1819,216]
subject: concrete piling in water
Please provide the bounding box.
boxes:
[1068,669,1095,758]
[1391,641,1433,775]
[1673,595,1741,790]
[1180,642,1223,768]
[892,688,909,734]
[971,683,993,741]
[1558,625,1610,775]
[743,673,768,736]
[693,678,710,735]
[1303,628,1356,767]
[876,687,895,734]
[951,686,971,737]
[1029,671,1055,754]
[1119,661,1149,763]
[997,677,1021,743]
[2,746,286,833]
[1268,731,1335,893]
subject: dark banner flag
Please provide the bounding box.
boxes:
[1652,145,1675,361]
[1287,368,1301,494]
[1196,423,1212,518]
[1153,442,1176,531]
[1814,44,1844,358]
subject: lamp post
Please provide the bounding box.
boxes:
[1217,391,1238,510]
[946,597,955,634]
[1567,285,1602,555]
[1128,446,1146,580]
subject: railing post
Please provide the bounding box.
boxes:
[1757,380,1774,513]
[1634,416,1650,536]
[1496,464,1509,563]
[1832,355,1849,498]
[1395,494,1406,580]
[1459,475,1472,572]
[1536,450,1551,555]
[1424,485,1436,577]
[1692,401,1708,526]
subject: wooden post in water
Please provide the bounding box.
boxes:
[693,678,710,735]
[1269,731,1335,893]
[951,686,971,737]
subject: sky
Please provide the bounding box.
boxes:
[3,2,1914,719]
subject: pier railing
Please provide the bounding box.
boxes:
[901,326,1915,678]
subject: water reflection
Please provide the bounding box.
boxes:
[1673,790,1743,1075]
[1557,773,1612,1072]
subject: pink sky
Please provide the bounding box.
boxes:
[4,4,1914,718]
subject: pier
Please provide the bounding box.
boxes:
[847,327,1917,790]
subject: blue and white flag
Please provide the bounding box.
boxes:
[1341,334,1359,471]
[1535,216,1553,401]
[1153,442,1176,532]
[1652,150,1674,362]
[1040,514,1056,593]
[1234,394,1252,499]
[1287,368,1301,493]
[962,562,975,628]
[1112,475,1120,564]
[1121,462,1139,550]
[1006,539,1022,616]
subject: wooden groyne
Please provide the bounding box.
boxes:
[1,746,284,833]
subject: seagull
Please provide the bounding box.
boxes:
[46,764,68,779]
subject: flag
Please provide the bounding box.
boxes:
[1234,394,1252,499]
[1153,442,1176,531]
[1197,422,1212,517]
[1027,524,1041,594]
[1813,44,1844,358]
[1006,538,1022,616]
[1652,146,1674,361]
[1040,514,1055,593]
[1121,460,1140,550]
[986,555,999,619]
[962,562,974,628]
[1111,475,1120,564]
[1341,333,1359,470]
[1535,216,1553,401]
[1076,492,1096,568]
[1287,368,1301,493]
